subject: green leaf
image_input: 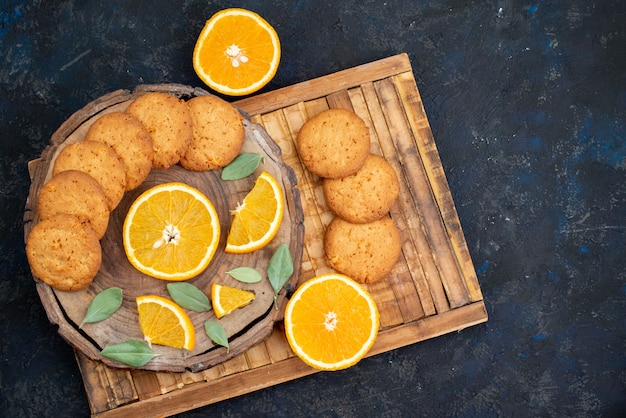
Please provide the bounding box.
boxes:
[227,267,263,283]
[267,244,293,308]
[221,153,263,180]
[80,287,123,328]
[167,282,211,312]
[100,340,157,367]
[204,321,229,353]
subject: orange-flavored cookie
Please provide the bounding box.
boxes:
[37,170,110,239]
[26,213,102,292]
[84,111,154,190]
[324,215,402,284]
[179,95,245,171]
[323,154,399,224]
[296,108,370,178]
[126,92,193,169]
[52,140,127,211]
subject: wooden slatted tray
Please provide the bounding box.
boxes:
[49,54,488,417]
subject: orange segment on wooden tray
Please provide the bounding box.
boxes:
[284,273,380,371]
[123,182,220,281]
[211,284,255,319]
[192,8,281,96]
[225,171,284,254]
[136,295,195,350]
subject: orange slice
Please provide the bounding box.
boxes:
[211,284,255,319]
[284,273,380,371]
[225,171,284,254]
[136,295,195,350]
[123,182,220,281]
[192,8,281,96]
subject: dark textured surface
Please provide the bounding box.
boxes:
[2,1,625,417]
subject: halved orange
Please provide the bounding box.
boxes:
[284,273,380,371]
[225,171,284,254]
[193,8,281,96]
[136,295,195,350]
[211,284,255,319]
[123,182,220,281]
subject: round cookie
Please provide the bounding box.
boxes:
[37,170,110,239]
[26,213,102,292]
[323,154,399,224]
[179,95,245,171]
[296,108,370,178]
[52,140,127,211]
[324,215,402,284]
[84,111,154,190]
[125,92,193,169]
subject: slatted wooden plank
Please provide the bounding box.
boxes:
[180,369,207,386]
[220,353,250,375]
[392,72,483,302]
[46,53,488,417]
[264,326,294,363]
[358,82,437,318]
[244,341,272,369]
[211,365,228,380]
[235,54,413,115]
[75,352,138,415]
[281,101,332,284]
[201,363,221,381]
[364,278,404,329]
[326,90,354,110]
[363,80,450,314]
[375,77,471,309]
[155,371,184,394]
[130,370,162,401]
[345,85,427,323]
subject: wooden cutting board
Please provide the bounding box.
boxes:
[24,84,305,372]
[30,54,488,417]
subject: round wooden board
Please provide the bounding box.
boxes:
[23,84,304,372]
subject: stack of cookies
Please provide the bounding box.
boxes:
[296,108,402,284]
[26,92,245,292]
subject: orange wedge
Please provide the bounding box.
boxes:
[211,284,255,319]
[225,171,284,254]
[193,8,281,96]
[123,182,220,281]
[284,273,380,371]
[136,295,195,350]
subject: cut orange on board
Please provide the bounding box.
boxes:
[123,182,220,281]
[225,171,284,254]
[192,8,281,96]
[211,284,255,319]
[284,273,380,371]
[136,295,195,350]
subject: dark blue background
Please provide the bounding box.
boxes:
[1,1,624,416]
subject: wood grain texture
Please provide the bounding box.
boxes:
[26,54,487,417]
